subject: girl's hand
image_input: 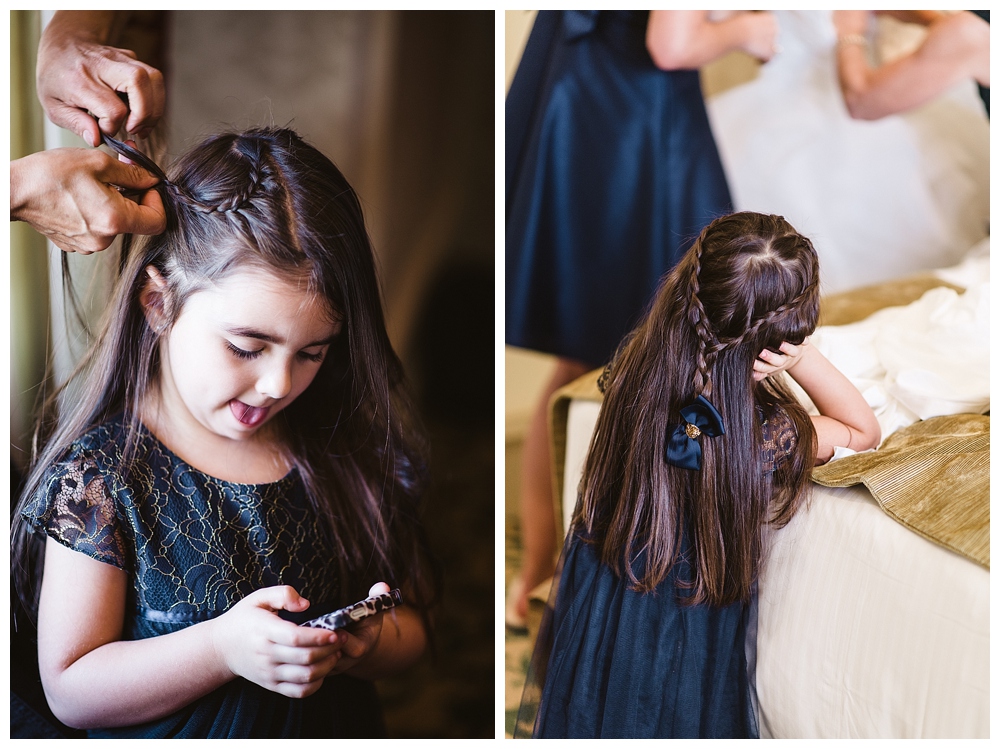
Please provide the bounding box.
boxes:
[210,586,344,699]
[329,582,390,676]
[753,339,808,382]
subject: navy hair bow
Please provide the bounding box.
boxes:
[665,395,725,471]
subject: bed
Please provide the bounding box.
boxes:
[546,250,989,738]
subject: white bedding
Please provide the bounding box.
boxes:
[756,482,989,738]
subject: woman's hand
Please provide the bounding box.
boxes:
[209,586,345,699]
[738,11,779,63]
[37,11,165,146]
[10,147,166,253]
[753,339,808,382]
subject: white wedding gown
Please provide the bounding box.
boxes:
[706,11,989,295]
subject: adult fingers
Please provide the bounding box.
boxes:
[126,64,166,138]
[45,102,105,147]
[95,54,165,137]
[98,156,161,190]
[114,188,167,237]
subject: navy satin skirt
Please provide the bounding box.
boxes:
[506,10,732,367]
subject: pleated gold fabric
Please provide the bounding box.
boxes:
[811,414,989,568]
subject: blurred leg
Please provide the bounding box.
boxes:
[509,357,591,626]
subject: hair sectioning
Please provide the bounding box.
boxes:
[577,212,820,606]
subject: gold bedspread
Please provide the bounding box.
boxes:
[548,273,989,569]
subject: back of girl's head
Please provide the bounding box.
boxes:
[16,128,437,615]
[580,212,818,607]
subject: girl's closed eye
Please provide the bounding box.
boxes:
[226,342,263,360]
[299,349,326,363]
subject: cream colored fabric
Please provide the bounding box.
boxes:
[811,414,988,568]
[756,482,989,738]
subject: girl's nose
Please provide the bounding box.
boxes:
[257,359,293,400]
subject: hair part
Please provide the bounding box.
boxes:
[578,212,819,607]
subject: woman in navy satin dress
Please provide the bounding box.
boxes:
[504,9,778,631]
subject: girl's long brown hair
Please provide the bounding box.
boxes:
[578,212,819,607]
[12,128,438,621]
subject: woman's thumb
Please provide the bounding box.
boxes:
[103,156,161,190]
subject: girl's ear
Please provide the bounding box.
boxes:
[139,266,172,334]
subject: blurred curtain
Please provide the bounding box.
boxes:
[10,10,49,472]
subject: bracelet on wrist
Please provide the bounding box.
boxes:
[837,34,868,49]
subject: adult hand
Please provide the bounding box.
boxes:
[37,11,165,146]
[210,586,345,700]
[739,11,779,63]
[11,147,166,254]
[329,582,391,676]
[753,339,809,382]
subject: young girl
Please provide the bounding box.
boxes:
[11,128,437,738]
[516,212,880,738]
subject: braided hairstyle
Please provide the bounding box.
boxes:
[14,128,439,621]
[579,212,819,607]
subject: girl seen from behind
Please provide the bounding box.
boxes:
[517,212,880,738]
[11,128,437,738]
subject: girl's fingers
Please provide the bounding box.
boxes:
[755,353,781,370]
[268,623,339,649]
[272,651,341,685]
[270,640,342,666]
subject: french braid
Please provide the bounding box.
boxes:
[101,132,265,215]
[686,232,819,398]
[685,235,719,398]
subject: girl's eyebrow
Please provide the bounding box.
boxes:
[225,326,337,348]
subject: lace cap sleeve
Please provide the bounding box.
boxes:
[761,407,798,474]
[21,454,128,571]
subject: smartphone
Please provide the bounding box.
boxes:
[301,589,402,631]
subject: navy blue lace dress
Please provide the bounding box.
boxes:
[516,410,799,738]
[506,10,733,368]
[21,415,384,738]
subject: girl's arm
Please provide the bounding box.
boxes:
[645,10,778,71]
[38,538,343,730]
[757,341,881,464]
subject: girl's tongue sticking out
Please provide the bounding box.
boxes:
[230,400,269,427]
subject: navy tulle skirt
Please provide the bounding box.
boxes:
[516,531,758,738]
[506,10,733,367]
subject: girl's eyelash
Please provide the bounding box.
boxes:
[226,342,262,360]
[299,350,325,363]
